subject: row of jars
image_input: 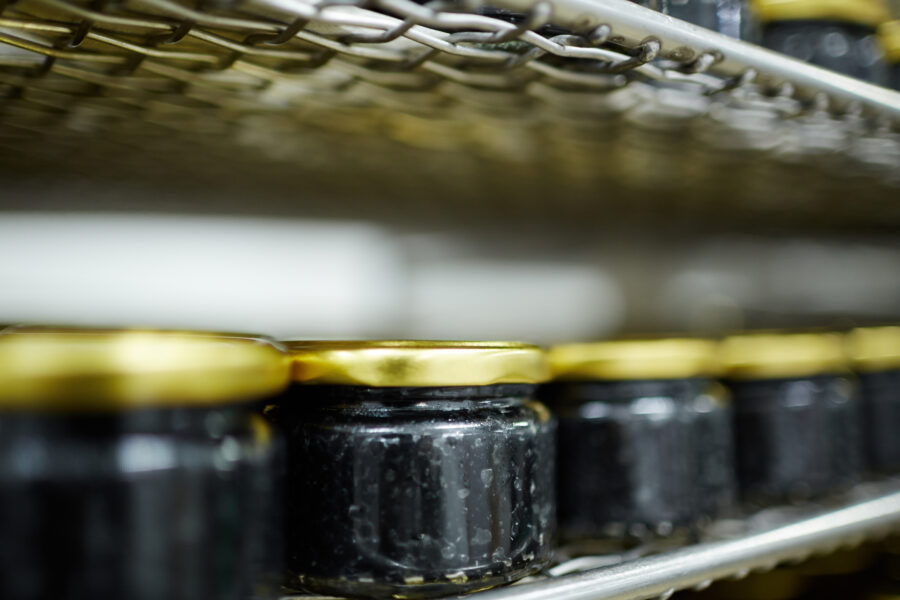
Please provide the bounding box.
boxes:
[629,0,900,89]
[0,326,898,600]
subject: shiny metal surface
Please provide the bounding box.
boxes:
[284,341,550,387]
[1,0,899,223]
[468,485,900,600]
[495,0,900,116]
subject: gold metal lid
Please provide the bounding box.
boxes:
[0,329,291,411]
[846,326,900,372]
[752,0,892,27]
[548,338,721,381]
[285,341,550,387]
[721,331,847,379]
[881,21,900,62]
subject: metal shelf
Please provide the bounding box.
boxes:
[466,482,900,600]
[285,481,900,600]
[1,0,899,226]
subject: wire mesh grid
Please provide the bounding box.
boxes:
[0,0,899,224]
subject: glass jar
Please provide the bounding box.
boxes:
[544,338,735,542]
[881,21,900,89]
[0,328,290,600]
[721,332,861,505]
[846,326,900,475]
[268,341,555,599]
[630,0,755,38]
[751,0,891,82]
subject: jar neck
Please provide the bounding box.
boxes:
[283,383,535,403]
[0,404,256,437]
[541,378,718,406]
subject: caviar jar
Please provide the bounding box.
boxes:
[881,21,900,89]
[544,338,735,541]
[846,327,900,475]
[752,0,891,82]
[0,328,289,600]
[630,0,754,38]
[269,341,555,599]
[721,332,861,505]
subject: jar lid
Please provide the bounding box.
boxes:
[285,341,550,387]
[0,328,291,411]
[881,21,900,62]
[846,326,900,372]
[751,0,891,27]
[548,338,720,381]
[721,331,847,379]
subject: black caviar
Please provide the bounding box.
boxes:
[546,378,734,540]
[848,327,900,475]
[272,341,555,599]
[631,0,754,38]
[728,375,861,502]
[0,408,282,600]
[0,329,290,600]
[722,332,862,505]
[752,0,891,82]
[881,21,900,90]
[546,339,735,542]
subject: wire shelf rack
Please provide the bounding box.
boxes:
[0,0,899,226]
[285,480,900,600]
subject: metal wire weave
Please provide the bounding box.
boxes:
[0,0,898,223]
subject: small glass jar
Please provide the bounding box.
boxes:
[0,328,290,600]
[752,0,891,82]
[721,332,862,505]
[846,326,900,475]
[630,0,755,38]
[268,341,555,599]
[881,21,900,89]
[544,338,736,542]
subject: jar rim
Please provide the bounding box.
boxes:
[882,21,900,63]
[751,0,891,28]
[721,331,847,380]
[284,340,550,387]
[549,338,721,381]
[0,327,290,412]
[846,326,900,372]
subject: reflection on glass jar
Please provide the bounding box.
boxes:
[847,327,900,475]
[883,21,900,89]
[630,0,756,38]
[544,338,736,542]
[269,341,555,599]
[752,0,891,83]
[721,332,862,505]
[0,328,290,600]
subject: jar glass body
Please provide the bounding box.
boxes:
[760,21,887,83]
[630,0,755,38]
[859,369,900,475]
[269,384,556,599]
[544,378,735,541]
[728,374,862,504]
[0,404,282,600]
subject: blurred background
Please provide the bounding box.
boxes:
[1,0,899,341]
[0,205,897,341]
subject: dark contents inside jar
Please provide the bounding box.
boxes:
[269,384,556,599]
[0,405,282,600]
[544,378,735,541]
[729,374,862,504]
[858,369,900,475]
[760,21,886,82]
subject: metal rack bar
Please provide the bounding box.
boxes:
[494,0,900,120]
[469,489,900,600]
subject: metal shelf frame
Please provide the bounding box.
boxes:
[467,485,900,600]
[2,0,899,223]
